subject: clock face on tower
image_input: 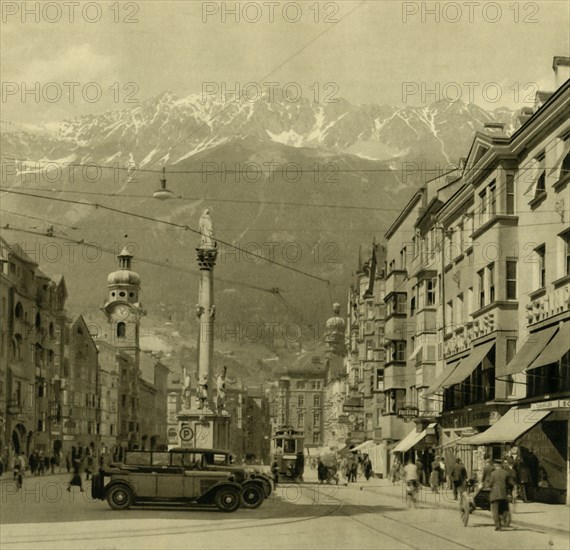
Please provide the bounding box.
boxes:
[114,304,131,321]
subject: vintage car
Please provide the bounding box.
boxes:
[91,450,243,512]
[168,448,269,507]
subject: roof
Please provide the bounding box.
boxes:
[5,241,38,266]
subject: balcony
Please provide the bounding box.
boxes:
[378,414,410,441]
[385,270,407,296]
[384,365,408,390]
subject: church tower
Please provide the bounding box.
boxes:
[102,245,145,361]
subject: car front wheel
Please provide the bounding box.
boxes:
[241,484,264,509]
[215,486,241,513]
[107,484,134,510]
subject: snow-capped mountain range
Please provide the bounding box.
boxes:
[0,92,519,329]
[1,91,518,172]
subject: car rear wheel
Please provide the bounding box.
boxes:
[215,486,241,512]
[241,484,264,509]
[107,484,134,510]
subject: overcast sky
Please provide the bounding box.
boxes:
[1,0,569,123]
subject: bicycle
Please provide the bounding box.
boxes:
[406,480,419,508]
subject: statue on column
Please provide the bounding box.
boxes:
[197,374,209,410]
[216,366,228,414]
[181,367,191,410]
[199,208,216,250]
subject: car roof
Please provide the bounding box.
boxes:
[168,447,231,454]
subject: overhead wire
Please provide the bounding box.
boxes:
[0,187,330,285]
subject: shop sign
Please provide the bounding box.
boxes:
[530,399,570,411]
[397,405,419,421]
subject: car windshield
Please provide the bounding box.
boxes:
[125,452,151,465]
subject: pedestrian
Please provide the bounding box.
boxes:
[350,456,358,482]
[68,456,84,493]
[271,460,279,487]
[43,454,50,475]
[363,455,373,481]
[29,451,37,475]
[17,453,26,473]
[85,453,94,481]
[515,460,531,502]
[65,453,71,473]
[489,460,514,531]
[49,454,56,474]
[37,452,45,475]
[481,457,494,489]
[450,458,467,500]
[0,454,4,477]
[390,457,401,485]
[430,457,441,493]
[317,458,327,484]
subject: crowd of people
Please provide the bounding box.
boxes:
[0,446,108,492]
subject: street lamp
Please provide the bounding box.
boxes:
[153,167,175,200]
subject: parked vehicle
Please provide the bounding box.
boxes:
[168,448,268,508]
[91,450,242,512]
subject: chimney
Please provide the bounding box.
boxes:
[483,122,506,135]
[553,56,570,89]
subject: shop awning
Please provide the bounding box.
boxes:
[504,324,559,376]
[391,429,427,454]
[461,407,551,445]
[527,322,570,371]
[424,360,461,396]
[443,341,494,388]
[351,440,376,452]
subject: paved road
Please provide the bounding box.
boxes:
[1,474,567,549]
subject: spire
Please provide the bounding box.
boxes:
[118,245,134,270]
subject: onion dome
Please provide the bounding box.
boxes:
[107,246,141,286]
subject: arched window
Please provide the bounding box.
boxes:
[13,334,22,359]
[117,322,126,339]
[35,312,41,328]
[14,302,23,318]
[49,322,55,338]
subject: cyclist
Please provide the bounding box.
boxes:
[403,459,420,507]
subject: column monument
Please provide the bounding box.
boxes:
[176,208,230,449]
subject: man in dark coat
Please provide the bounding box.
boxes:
[450,458,467,500]
[489,461,514,530]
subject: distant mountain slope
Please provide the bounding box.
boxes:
[0,93,518,336]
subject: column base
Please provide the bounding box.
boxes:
[174,407,231,450]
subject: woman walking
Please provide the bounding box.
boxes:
[67,456,84,493]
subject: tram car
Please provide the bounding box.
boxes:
[271,428,305,483]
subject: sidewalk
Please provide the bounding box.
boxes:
[354,476,569,535]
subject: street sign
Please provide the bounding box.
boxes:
[530,399,570,411]
[179,426,194,442]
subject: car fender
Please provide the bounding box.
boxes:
[103,479,137,500]
[198,481,242,505]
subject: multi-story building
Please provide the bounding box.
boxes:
[345,244,387,449]
[63,315,99,455]
[276,355,326,450]
[138,351,169,450]
[0,238,67,459]
[95,339,120,457]
[421,59,569,504]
